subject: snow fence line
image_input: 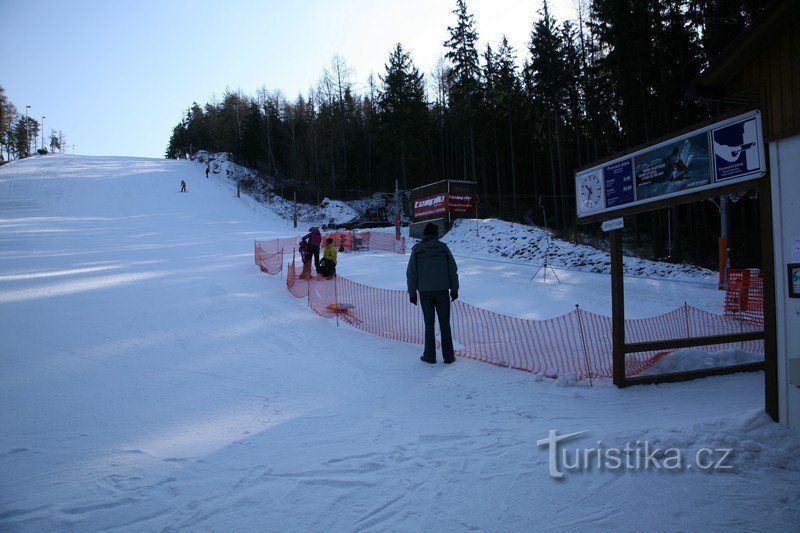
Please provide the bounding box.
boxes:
[256,238,764,381]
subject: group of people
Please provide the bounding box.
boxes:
[299,227,337,279]
[299,221,460,366]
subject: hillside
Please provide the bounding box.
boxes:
[1,154,797,531]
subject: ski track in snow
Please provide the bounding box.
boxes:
[1,155,799,531]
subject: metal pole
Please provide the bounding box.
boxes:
[41,116,46,151]
[719,196,729,290]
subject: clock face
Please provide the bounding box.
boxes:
[579,173,603,210]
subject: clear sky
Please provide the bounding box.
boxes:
[1,0,578,159]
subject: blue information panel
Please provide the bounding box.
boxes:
[712,116,762,182]
[575,110,765,220]
[604,159,635,207]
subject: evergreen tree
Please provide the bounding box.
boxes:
[526,1,571,227]
[0,86,18,161]
[444,0,482,182]
[377,43,428,190]
[689,0,770,62]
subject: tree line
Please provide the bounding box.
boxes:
[166,0,769,267]
[0,86,66,161]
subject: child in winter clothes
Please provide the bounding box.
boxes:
[298,240,312,280]
[318,238,338,278]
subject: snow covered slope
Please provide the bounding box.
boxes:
[1,155,798,531]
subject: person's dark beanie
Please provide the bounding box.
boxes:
[423,223,438,237]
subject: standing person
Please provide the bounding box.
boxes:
[180,179,187,192]
[298,240,312,280]
[318,237,338,278]
[205,164,210,178]
[301,227,322,271]
[406,222,459,364]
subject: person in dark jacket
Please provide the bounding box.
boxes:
[180,180,187,192]
[406,222,459,364]
[301,227,322,270]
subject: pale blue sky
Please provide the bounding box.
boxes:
[1,0,577,158]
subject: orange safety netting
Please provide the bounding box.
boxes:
[724,269,764,328]
[276,251,764,381]
[254,240,287,275]
[323,231,406,254]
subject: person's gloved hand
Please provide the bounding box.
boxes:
[450,290,458,301]
[409,295,418,305]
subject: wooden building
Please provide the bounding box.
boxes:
[690,0,800,430]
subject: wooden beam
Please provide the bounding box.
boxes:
[611,230,626,387]
[624,331,764,354]
[759,177,779,421]
[626,361,765,386]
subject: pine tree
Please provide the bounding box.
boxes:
[444,0,482,182]
[526,0,570,227]
[0,86,18,161]
[377,43,427,190]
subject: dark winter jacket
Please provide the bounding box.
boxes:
[406,236,459,296]
[303,228,322,247]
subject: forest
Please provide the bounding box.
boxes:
[166,0,771,268]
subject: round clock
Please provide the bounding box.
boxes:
[579,173,602,210]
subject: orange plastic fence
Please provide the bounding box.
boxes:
[724,269,764,328]
[277,252,763,381]
[268,240,765,379]
[254,240,285,275]
[323,231,405,254]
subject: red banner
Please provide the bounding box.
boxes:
[448,193,475,215]
[413,193,447,219]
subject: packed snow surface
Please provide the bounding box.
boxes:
[1,155,798,531]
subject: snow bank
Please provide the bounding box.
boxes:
[641,348,764,376]
[443,218,715,282]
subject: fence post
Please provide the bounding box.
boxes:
[334,274,340,327]
[575,305,593,386]
[683,302,691,338]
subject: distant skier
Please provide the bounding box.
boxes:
[180,180,187,192]
[205,164,210,178]
[406,222,459,364]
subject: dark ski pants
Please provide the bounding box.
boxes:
[420,290,455,361]
[307,245,320,270]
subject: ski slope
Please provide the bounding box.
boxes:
[1,155,798,531]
